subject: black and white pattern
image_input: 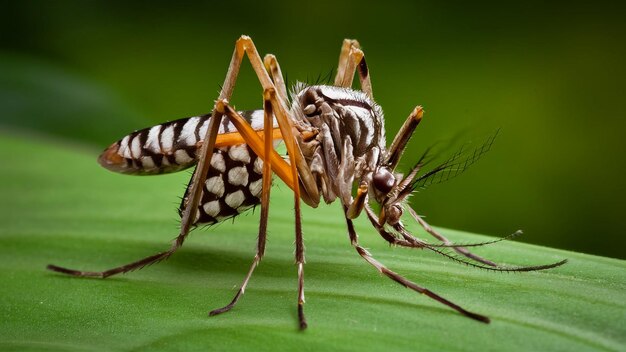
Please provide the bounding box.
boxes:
[98,110,274,175]
[178,144,265,225]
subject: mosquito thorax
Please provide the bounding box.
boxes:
[294,84,386,159]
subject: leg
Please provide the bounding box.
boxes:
[209,94,275,316]
[386,106,424,171]
[346,181,368,219]
[407,207,498,267]
[45,38,248,278]
[344,212,490,323]
[334,39,374,99]
[263,54,288,106]
[215,91,309,329]
[266,89,309,330]
[263,54,321,206]
[46,233,190,278]
[334,39,360,86]
[45,36,300,280]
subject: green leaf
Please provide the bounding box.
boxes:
[0,133,624,352]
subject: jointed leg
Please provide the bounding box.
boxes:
[265,90,309,329]
[46,232,191,278]
[214,89,309,329]
[344,212,490,323]
[386,106,424,171]
[47,36,302,283]
[45,39,242,278]
[263,55,320,205]
[407,208,498,267]
[209,95,276,316]
[334,39,374,99]
[264,54,289,107]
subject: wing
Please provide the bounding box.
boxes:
[98,110,280,175]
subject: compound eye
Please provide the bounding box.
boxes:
[373,168,395,194]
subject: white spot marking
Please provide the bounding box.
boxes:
[119,135,131,159]
[205,175,225,197]
[161,124,175,152]
[228,145,250,163]
[228,166,249,186]
[225,190,245,209]
[141,156,155,169]
[174,149,193,164]
[253,157,263,174]
[210,153,225,172]
[248,110,278,130]
[130,135,142,159]
[203,201,220,217]
[178,117,199,146]
[249,179,263,197]
[145,125,162,153]
[198,119,208,141]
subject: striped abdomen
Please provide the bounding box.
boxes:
[98,110,270,175]
[99,110,273,225]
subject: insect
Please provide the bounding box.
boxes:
[47,36,566,329]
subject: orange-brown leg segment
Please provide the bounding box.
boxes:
[263,53,320,206]
[334,39,374,99]
[48,35,312,329]
[334,39,360,87]
[45,37,272,279]
[212,91,309,328]
[209,94,276,317]
[203,35,311,327]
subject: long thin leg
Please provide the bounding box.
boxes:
[264,53,320,205]
[214,91,308,329]
[334,39,374,99]
[266,90,308,330]
[344,211,490,324]
[407,207,497,267]
[45,36,294,279]
[364,205,567,272]
[386,106,424,171]
[46,40,242,278]
[334,39,360,87]
[209,94,275,316]
[263,54,289,106]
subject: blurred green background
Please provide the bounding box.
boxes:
[1,1,624,259]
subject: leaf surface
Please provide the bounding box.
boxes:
[0,134,624,352]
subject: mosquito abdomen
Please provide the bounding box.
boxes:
[176,143,265,225]
[98,110,267,175]
[98,115,207,175]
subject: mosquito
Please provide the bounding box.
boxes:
[47,35,566,329]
